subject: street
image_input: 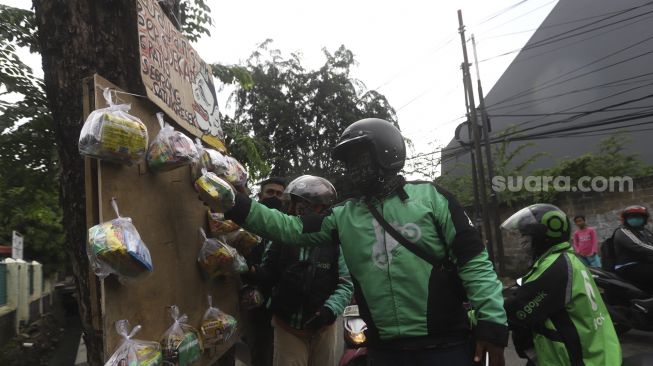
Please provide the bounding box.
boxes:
[505,330,653,365]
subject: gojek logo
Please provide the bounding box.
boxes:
[516,291,548,320]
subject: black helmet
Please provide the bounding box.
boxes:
[501,204,571,258]
[282,175,337,206]
[332,118,405,173]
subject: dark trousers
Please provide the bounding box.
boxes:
[368,341,477,366]
[246,307,274,366]
[617,263,653,293]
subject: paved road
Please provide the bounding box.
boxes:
[505,330,653,365]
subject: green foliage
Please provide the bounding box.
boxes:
[435,166,475,206]
[211,64,254,90]
[229,41,397,192]
[0,6,64,274]
[179,0,213,42]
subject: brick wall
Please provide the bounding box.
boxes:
[494,175,653,277]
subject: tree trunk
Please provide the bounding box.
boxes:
[32,1,144,364]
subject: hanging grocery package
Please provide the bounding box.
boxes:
[195,170,235,213]
[221,156,248,189]
[197,228,238,279]
[87,198,153,282]
[190,138,205,182]
[104,319,162,366]
[200,147,229,176]
[200,295,237,348]
[207,210,240,237]
[79,88,148,165]
[233,251,249,274]
[160,305,203,366]
[240,285,264,310]
[146,112,199,172]
[223,229,261,256]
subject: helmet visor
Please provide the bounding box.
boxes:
[500,206,539,234]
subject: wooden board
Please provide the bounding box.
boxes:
[84,74,242,364]
[136,0,226,152]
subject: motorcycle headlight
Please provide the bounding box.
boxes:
[346,330,366,345]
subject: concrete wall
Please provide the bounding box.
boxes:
[496,176,653,277]
[0,260,53,345]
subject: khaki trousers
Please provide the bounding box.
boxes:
[272,318,338,366]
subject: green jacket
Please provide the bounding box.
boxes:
[227,182,508,348]
[505,242,622,366]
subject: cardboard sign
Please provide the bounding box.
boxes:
[136,0,226,152]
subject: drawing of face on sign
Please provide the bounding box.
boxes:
[192,65,222,138]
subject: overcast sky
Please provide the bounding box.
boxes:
[4,0,557,162]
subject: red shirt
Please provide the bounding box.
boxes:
[572,227,598,256]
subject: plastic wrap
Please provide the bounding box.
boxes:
[200,296,237,348]
[233,252,249,274]
[207,211,240,237]
[223,229,261,256]
[160,306,203,366]
[197,228,238,279]
[240,285,264,310]
[87,198,153,282]
[190,138,205,182]
[195,170,235,213]
[146,113,198,172]
[104,320,162,366]
[221,156,248,188]
[200,148,229,176]
[79,88,148,165]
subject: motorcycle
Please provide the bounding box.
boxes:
[338,304,368,366]
[588,266,653,334]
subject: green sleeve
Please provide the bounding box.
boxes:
[226,193,335,246]
[324,250,354,317]
[432,185,509,347]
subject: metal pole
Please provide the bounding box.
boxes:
[461,68,482,226]
[458,10,494,262]
[472,35,506,275]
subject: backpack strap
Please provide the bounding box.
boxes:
[365,200,450,270]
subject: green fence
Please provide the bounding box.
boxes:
[0,263,6,306]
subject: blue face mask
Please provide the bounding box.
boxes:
[626,216,646,228]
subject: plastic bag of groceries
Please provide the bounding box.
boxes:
[87,198,153,282]
[232,251,249,274]
[79,88,148,165]
[104,320,162,366]
[160,306,203,366]
[207,211,239,237]
[223,229,261,256]
[240,285,264,310]
[200,147,229,176]
[200,296,237,348]
[221,156,248,189]
[197,228,237,279]
[190,138,205,182]
[146,112,198,172]
[195,169,235,213]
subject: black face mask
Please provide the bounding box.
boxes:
[344,150,380,195]
[259,196,283,211]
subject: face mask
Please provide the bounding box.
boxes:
[626,216,646,228]
[344,150,378,192]
[259,196,283,211]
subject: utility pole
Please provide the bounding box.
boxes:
[458,10,494,262]
[460,69,482,227]
[472,35,506,275]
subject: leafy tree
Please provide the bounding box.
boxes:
[0,5,64,274]
[229,40,397,192]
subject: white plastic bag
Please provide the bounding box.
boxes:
[146,112,198,172]
[79,88,148,165]
[160,306,203,366]
[197,228,238,279]
[200,295,237,348]
[195,169,236,213]
[222,156,248,189]
[200,148,229,176]
[104,320,162,366]
[87,198,153,282]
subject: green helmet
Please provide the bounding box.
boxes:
[501,204,570,257]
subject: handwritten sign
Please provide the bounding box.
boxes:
[136,0,226,151]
